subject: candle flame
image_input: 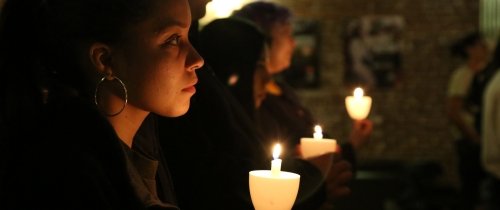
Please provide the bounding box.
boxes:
[354,87,364,98]
[313,125,323,139]
[272,144,282,159]
[314,125,322,133]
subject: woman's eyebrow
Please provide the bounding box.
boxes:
[155,19,189,35]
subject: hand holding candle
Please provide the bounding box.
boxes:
[345,87,372,120]
[300,125,337,159]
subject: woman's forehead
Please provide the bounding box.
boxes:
[148,0,191,28]
[126,0,191,37]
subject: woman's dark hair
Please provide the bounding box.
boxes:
[232,1,292,37]
[0,0,154,124]
[200,18,266,118]
[450,32,484,59]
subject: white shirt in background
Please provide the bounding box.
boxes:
[482,69,500,179]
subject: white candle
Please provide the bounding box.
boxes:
[249,143,301,210]
[300,125,337,159]
[249,170,300,210]
[271,144,282,176]
[345,87,372,120]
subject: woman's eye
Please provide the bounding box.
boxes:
[164,35,181,46]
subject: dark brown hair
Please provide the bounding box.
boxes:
[0,0,155,126]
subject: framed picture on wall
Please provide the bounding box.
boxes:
[343,15,404,89]
[282,19,321,89]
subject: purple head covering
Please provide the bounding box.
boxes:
[232,1,292,36]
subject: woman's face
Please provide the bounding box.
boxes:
[467,39,489,61]
[268,22,295,74]
[112,0,204,117]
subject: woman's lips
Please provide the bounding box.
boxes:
[182,85,196,93]
[182,79,198,93]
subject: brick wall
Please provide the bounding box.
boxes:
[272,0,480,187]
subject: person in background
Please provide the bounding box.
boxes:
[232,1,373,170]
[481,60,500,210]
[186,0,211,48]
[468,38,500,141]
[447,32,489,210]
[479,39,500,210]
[153,1,354,209]
[0,0,203,209]
[199,18,271,118]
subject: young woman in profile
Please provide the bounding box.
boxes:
[0,0,203,209]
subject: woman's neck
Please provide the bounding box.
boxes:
[266,80,282,96]
[105,94,149,148]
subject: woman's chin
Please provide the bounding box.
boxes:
[158,103,190,118]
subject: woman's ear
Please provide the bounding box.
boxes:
[89,43,113,75]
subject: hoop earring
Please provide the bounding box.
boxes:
[94,75,128,117]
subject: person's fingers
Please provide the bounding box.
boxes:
[325,169,353,200]
[329,160,352,176]
[332,152,342,162]
[325,161,352,188]
[363,120,374,132]
[295,144,302,157]
[350,119,373,149]
[323,160,353,201]
[333,170,353,185]
[331,186,352,199]
[328,167,353,188]
[355,119,373,132]
[305,152,334,176]
[354,119,371,127]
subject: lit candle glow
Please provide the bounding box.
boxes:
[249,143,300,210]
[199,0,252,25]
[354,87,364,98]
[271,144,282,176]
[313,125,323,139]
[345,87,372,120]
[300,125,337,159]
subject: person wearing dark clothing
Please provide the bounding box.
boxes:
[0,0,203,209]
[201,17,344,208]
[447,32,489,210]
[156,16,353,210]
[255,80,357,168]
[472,40,500,210]
[134,115,180,207]
[199,18,270,117]
[232,1,372,170]
[159,66,269,210]
[468,38,500,134]
[3,97,179,209]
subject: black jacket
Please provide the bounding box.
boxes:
[157,66,326,210]
[257,80,357,170]
[1,96,178,210]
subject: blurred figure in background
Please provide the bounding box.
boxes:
[479,40,500,210]
[153,1,354,209]
[481,62,500,210]
[199,18,271,116]
[469,38,500,142]
[232,1,373,170]
[447,32,490,210]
